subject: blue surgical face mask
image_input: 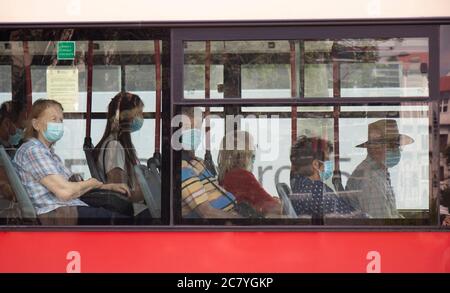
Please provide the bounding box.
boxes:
[43,122,64,143]
[319,160,333,181]
[385,148,401,168]
[181,128,202,150]
[131,117,144,133]
[8,127,24,146]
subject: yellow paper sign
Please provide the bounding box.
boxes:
[46,66,79,111]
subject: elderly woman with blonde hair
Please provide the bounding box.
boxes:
[218,130,282,216]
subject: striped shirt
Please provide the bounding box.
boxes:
[13,138,87,215]
[181,151,236,217]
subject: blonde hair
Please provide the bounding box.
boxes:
[218,130,255,183]
[24,99,63,140]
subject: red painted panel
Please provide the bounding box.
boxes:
[0,232,449,273]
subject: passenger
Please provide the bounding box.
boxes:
[13,99,132,225]
[93,92,145,203]
[345,119,413,218]
[290,135,356,220]
[0,100,27,218]
[218,130,282,217]
[179,107,240,218]
[0,100,27,157]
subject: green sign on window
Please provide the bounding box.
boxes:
[57,41,75,60]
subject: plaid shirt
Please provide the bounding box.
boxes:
[13,138,87,215]
[345,156,401,218]
[181,151,236,217]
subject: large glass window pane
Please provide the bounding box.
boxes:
[0,30,163,226]
[183,38,429,100]
[177,104,433,225]
[0,65,11,104]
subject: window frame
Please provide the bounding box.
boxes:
[0,21,445,230]
[170,24,442,228]
[172,25,440,104]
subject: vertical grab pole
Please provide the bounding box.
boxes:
[147,40,162,171]
[84,41,94,147]
[332,42,343,192]
[23,41,32,114]
[204,41,216,176]
[289,41,298,144]
[205,41,211,150]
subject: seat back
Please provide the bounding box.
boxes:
[275,182,297,218]
[83,139,105,182]
[0,145,38,221]
[147,157,161,184]
[332,170,345,192]
[204,151,217,177]
[133,165,161,218]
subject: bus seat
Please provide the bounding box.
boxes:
[204,151,217,177]
[133,165,161,218]
[0,145,38,222]
[332,170,345,192]
[83,139,106,182]
[146,166,161,204]
[275,182,297,218]
[147,157,161,184]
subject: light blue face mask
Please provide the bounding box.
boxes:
[385,149,401,168]
[43,122,64,143]
[319,160,333,181]
[181,128,202,150]
[131,117,144,133]
[8,127,24,146]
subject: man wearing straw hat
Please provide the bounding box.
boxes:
[345,119,414,219]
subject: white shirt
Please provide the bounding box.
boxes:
[97,136,126,178]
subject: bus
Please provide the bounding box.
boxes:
[0,0,449,273]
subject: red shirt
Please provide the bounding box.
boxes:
[221,168,280,214]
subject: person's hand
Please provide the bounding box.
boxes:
[443,215,450,227]
[102,183,131,198]
[88,178,103,189]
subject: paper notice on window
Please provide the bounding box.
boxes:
[46,66,79,111]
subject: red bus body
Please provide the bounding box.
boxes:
[1,0,450,275]
[1,231,449,272]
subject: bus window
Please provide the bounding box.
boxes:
[176,104,433,225]
[183,38,429,100]
[176,30,434,225]
[0,29,164,225]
